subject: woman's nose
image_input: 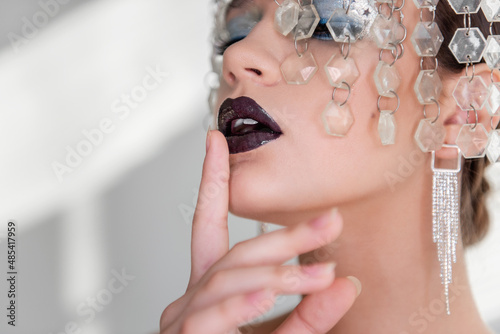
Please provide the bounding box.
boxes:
[220,23,286,87]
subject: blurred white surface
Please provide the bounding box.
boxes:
[0,1,498,334]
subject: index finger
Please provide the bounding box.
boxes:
[189,130,231,288]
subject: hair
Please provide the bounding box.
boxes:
[435,1,499,246]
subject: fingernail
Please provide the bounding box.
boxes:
[309,208,338,229]
[347,276,362,297]
[206,130,212,153]
[302,262,336,277]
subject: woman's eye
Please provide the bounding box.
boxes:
[215,7,262,55]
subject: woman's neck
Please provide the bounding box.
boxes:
[298,165,492,334]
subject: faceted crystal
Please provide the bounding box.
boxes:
[414,118,446,152]
[484,35,500,69]
[486,130,500,163]
[378,111,396,145]
[480,0,500,21]
[274,0,300,36]
[281,50,318,85]
[371,14,400,49]
[326,8,364,42]
[374,61,401,96]
[411,22,444,57]
[414,70,443,105]
[486,83,500,116]
[455,124,489,158]
[321,101,354,137]
[412,0,440,8]
[452,76,489,111]
[295,5,320,40]
[447,0,482,14]
[324,55,360,88]
[449,28,487,63]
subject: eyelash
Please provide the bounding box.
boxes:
[214,25,334,55]
[215,36,245,55]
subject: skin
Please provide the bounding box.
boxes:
[161,1,500,333]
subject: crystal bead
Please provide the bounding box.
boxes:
[378,111,396,145]
[486,83,500,116]
[321,101,354,137]
[326,8,364,42]
[447,0,482,14]
[374,61,401,96]
[452,76,489,111]
[371,14,400,49]
[412,0,440,8]
[455,123,489,158]
[414,70,443,105]
[449,28,487,63]
[281,50,318,85]
[486,130,500,163]
[411,22,444,57]
[480,0,500,21]
[484,35,500,69]
[295,4,320,40]
[414,118,446,152]
[324,55,360,88]
[274,0,300,36]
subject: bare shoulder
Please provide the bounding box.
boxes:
[239,312,290,334]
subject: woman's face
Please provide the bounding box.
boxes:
[215,0,433,224]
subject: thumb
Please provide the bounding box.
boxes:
[273,277,361,334]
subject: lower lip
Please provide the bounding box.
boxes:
[226,132,281,154]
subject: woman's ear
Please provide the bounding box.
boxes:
[436,64,500,160]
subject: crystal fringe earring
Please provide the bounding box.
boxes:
[431,144,462,315]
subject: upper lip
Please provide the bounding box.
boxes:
[217,96,283,136]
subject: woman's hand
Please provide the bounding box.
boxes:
[160,130,360,334]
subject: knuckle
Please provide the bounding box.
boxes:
[160,303,176,328]
[179,316,196,334]
[230,240,248,255]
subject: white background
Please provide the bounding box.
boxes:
[0,1,499,333]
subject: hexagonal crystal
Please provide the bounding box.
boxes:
[481,0,500,22]
[371,14,400,49]
[486,83,500,116]
[486,130,500,163]
[274,0,300,36]
[456,124,489,158]
[378,111,396,145]
[326,8,364,42]
[374,61,401,96]
[324,55,360,88]
[322,101,354,137]
[295,4,320,40]
[449,28,487,63]
[411,22,444,57]
[414,118,446,152]
[412,0,439,8]
[281,51,318,85]
[484,35,500,69]
[414,70,443,105]
[452,76,489,111]
[447,0,482,14]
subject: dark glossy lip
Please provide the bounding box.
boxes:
[218,96,283,154]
